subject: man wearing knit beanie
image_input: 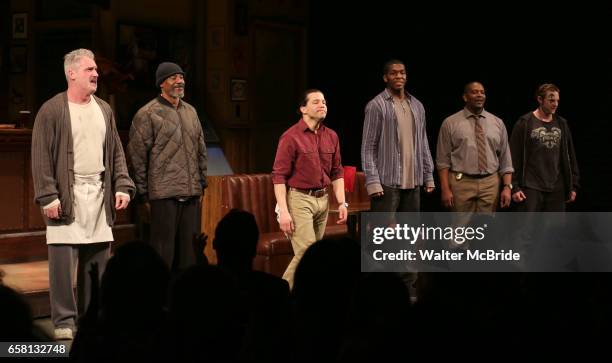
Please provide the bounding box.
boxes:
[128,62,208,271]
[155,62,185,89]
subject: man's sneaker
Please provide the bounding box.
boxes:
[54,327,73,340]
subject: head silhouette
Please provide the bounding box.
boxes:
[213,209,259,269]
[100,241,170,327]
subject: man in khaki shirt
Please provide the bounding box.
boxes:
[436,82,513,212]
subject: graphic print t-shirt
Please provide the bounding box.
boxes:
[524,114,562,192]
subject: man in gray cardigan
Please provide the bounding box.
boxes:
[31,49,135,340]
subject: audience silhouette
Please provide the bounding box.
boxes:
[291,237,361,362]
[5,211,612,359]
[168,263,242,362]
[70,241,170,362]
[0,284,51,341]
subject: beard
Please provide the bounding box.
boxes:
[170,88,184,99]
[168,84,185,99]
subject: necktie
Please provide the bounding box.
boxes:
[473,115,487,172]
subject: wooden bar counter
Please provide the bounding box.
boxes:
[0,128,136,264]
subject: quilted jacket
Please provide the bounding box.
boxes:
[127,96,207,201]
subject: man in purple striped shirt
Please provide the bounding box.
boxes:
[361,59,435,213]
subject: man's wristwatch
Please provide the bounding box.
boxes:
[340,202,349,208]
[503,183,513,190]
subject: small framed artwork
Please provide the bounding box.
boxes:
[209,27,225,50]
[12,13,27,39]
[208,69,223,93]
[10,46,27,74]
[230,78,247,101]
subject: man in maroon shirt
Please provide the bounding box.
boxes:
[272,89,348,288]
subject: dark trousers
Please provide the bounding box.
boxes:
[370,185,421,213]
[516,187,566,212]
[150,198,200,271]
[369,185,420,295]
[48,242,110,329]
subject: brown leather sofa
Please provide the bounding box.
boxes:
[212,172,370,277]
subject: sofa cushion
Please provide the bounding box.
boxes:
[222,174,280,234]
[257,232,293,256]
[255,224,349,277]
[257,224,349,256]
[218,172,369,277]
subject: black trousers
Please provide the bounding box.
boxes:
[370,185,421,213]
[515,187,566,212]
[369,185,420,295]
[150,198,201,271]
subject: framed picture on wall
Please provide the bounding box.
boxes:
[10,46,27,73]
[12,13,27,39]
[208,69,223,93]
[209,27,225,50]
[230,78,247,101]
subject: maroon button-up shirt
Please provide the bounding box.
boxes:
[272,119,344,189]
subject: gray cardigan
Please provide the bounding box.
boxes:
[31,92,135,226]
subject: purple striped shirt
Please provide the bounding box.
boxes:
[361,89,435,194]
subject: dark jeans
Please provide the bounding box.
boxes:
[515,187,566,212]
[370,185,420,295]
[370,185,421,212]
[150,197,201,271]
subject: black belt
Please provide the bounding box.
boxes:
[289,187,328,198]
[176,196,197,202]
[452,171,492,179]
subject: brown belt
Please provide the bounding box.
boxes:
[289,187,328,198]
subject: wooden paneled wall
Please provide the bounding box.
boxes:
[201,175,224,265]
[0,130,42,232]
